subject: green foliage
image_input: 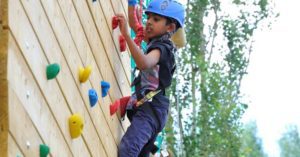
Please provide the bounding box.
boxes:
[165,0,275,156]
[279,125,300,157]
[239,121,266,157]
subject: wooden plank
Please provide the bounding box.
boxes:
[72,0,131,130]
[55,0,126,147]
[32,0,122,154]
[7,34,75,156]
[8,134,24,157]
[109,0,128,18]
[8,1,94,156]
[8,88,44,156]
[1,0,8,28]
[0,0,2,24]
[20,0,121,155]
[16,0,108,156]
[94,1,131,82]
[0,26,8,157]
[85,0,132,90]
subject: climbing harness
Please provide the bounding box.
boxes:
[136,89,161,107]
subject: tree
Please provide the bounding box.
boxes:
[165,0,276,156]
[279,125,300,157]
[239,121,266,157]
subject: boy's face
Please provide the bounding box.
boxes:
[145,13,175,40]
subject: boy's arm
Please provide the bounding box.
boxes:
[116,14,160,70]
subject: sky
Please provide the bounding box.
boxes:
[241,0,300,156]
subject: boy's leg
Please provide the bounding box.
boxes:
[138,136,157,157]
[118,107,158,157]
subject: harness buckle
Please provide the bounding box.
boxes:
[136,89,162,107]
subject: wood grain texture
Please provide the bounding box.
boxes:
[3,0,133,155]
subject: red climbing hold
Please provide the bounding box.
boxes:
[112,16,119,30]
[110,99,120,116]
[110,96,130,117]
[119,96,131,118]
[119,35,126,52]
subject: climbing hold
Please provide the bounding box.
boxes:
[26,141,31,149]
[40,144,50,157]
[89,89,98,107]
[46,63,60,80]
[119,35,126,52]
[69,114,84,139]
[79,65,92,83]
[109,96,130,117]
[112,16,119,30]
[171,28,186,48]
[110,99,120,116]
[101,81,110,97]
[119,96,131,118]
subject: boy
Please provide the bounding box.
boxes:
[116,0,185,156]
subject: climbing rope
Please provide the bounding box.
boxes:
[133,0,144,47]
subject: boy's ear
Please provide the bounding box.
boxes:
[167,23,176,33]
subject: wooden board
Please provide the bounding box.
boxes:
[0,24,8,157]
[8,134,24,157]
[0,0,8,27]
[8,88,51,156]
[95,0,132,82]
[54,0,127,145]
[8,0,99,155]
[85,0,132,93]
[0,0,2,24]
[8,33,83,156]
[3,0,134,155]
[71,0,131,138]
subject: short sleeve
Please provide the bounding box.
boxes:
[146,42,172,65]
[146,41,175,89]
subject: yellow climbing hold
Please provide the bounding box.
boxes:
[69,114,84,139]
[79,65,92,83]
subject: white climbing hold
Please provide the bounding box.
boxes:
[25,42,30,49]
[26,90,30,99]
[26,141,30,149]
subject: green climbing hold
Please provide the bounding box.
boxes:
[46,63,60,80]
[40,144,50,157]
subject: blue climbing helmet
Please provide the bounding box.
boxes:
[145,0,185,28]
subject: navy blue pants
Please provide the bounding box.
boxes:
[118,95,169,157]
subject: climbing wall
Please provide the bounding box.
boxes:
[0,0,132,156]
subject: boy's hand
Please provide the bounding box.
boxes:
[116,14,130,38]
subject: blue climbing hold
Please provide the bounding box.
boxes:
[89,89,98,107]
[101,81,110,97]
